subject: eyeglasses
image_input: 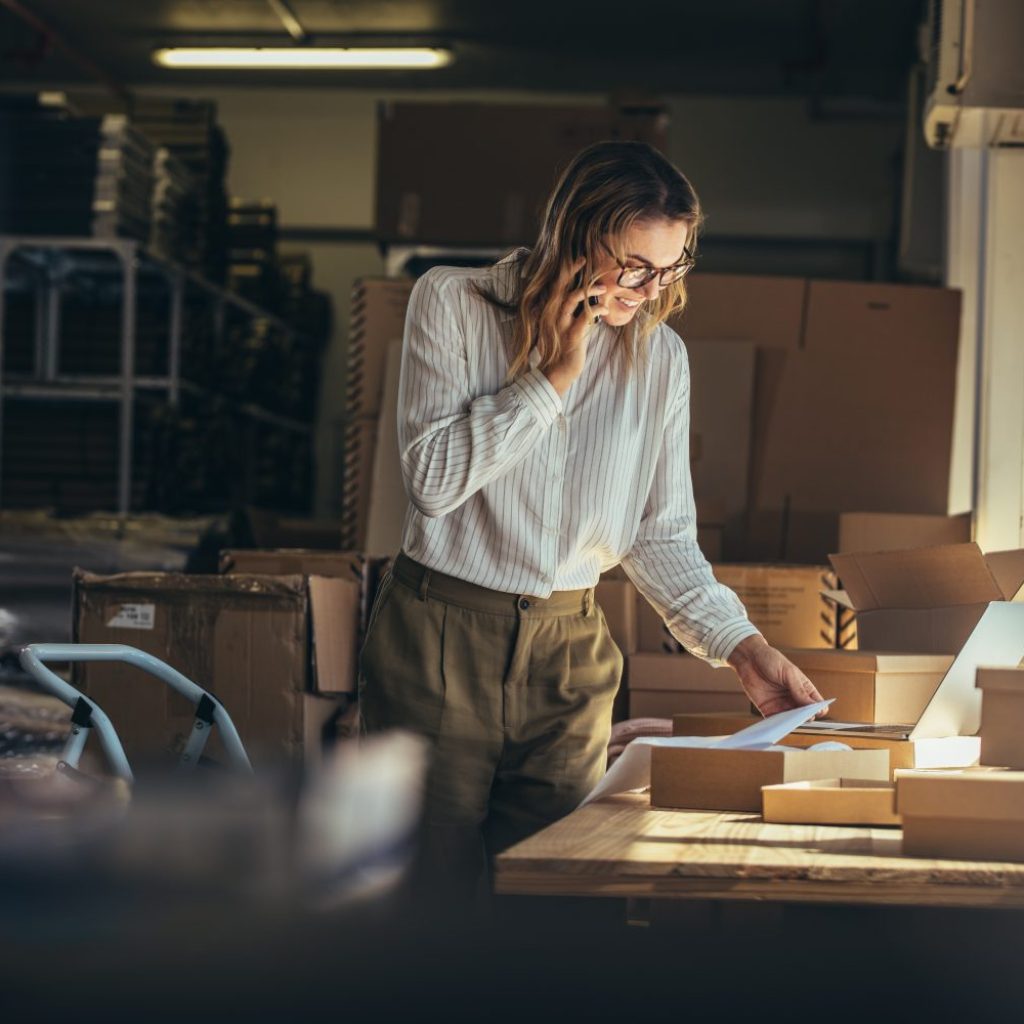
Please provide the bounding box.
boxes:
[613,245,697,289]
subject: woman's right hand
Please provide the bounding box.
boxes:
[544,259,609,397]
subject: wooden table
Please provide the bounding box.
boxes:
[495,792,1024,910]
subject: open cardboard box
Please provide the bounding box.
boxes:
[220,549,369,696]
[650,746,889,812]
[780,649,953,723]
[897,771,1024,862]
[977,666,1024,769]
[761,778,900,827]
[827,543,1024,654]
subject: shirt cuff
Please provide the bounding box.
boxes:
[513,367,563,426]
[704,618,763,665]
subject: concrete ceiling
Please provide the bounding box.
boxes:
[1,0,925,100]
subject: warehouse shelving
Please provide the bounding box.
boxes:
[0,235,314,518]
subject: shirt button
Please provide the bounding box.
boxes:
[519,597,530,610]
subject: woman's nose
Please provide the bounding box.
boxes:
[641,277,662,300]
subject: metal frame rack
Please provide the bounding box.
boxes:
[0,235,313,517]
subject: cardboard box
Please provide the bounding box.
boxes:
[828,543,1024,654]
[898,772,1024,861]
[345,277,414,419]
[674,277,961,563]
[340,416,378,550]
[73,570,346,768]
[687,340,755,544]
[977,667,1024,769]
[650,746,890,812]
[671,712,761,737]
[596,579,638,655]
[784,729,981,777]
[376,102,669,246]
[628,690,750,719]
[636,564,841,653]
[780,649,953,724]
[762,779,900,827]
[219,549,365,696]
[838,512,972,554]
[627,652,749,719]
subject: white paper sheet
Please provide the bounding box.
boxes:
[580,699,834,807]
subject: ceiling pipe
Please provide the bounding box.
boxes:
[0,0,131,104]
[266,0,308,43]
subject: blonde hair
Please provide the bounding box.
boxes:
[478,140,704,379]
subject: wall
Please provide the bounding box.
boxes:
[141,87,901,517]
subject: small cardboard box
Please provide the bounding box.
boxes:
[780,649,953,724]
[73,570,346,768]
[898,771,1024,861]
[636,564,841,653]
[219,549,366,696]
[596,579,638,655]
[838,512,971,554]
[762,778,900,827]
[651,746,890,812]
[828,543,1024,655]
[977,667,1024,769]
[627,652,749,719]
[784,729,981,777]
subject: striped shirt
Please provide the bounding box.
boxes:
[396,252,760,663]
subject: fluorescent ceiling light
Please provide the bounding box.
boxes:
[153,47,452,69]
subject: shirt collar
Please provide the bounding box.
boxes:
[486,248,527,321]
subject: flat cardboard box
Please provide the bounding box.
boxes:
[650,746,890,812]
[828,543,1024,654]
[785,729,980,777]
[838,512,972,554]
[596,579,638,655]
[636,564,841,653]
[762,778,900,827]
[977,667,1024,769]
[345,277,414,418]
[376,102,668,246]
[628,689,751,719]
[340,416,378,550]
[780,649,953,724]
[674,278,961,563]
[898,771,1024,861]
[73,570,345,768]
[219,549,366,696]
[687,340,755,544]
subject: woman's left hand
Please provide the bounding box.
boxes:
[726,635,825,717]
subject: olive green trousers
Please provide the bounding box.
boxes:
[359,552,622,864]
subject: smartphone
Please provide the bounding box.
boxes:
[571,265,601,321]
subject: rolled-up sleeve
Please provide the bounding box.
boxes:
[398,269,562,518]
[620,344,761,663]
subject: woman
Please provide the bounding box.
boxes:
[359,140,823,879]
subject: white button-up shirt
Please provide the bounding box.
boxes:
[396,252,759,662]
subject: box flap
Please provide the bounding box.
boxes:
[821,587,854,610]
[984,549,1024,601]
[828,544,1002,612]
[308,576,361,695]
[219,549,365,580]
[897,772,1024,823]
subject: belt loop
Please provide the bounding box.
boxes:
[583,589,593,616]
[418,567,432,601]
